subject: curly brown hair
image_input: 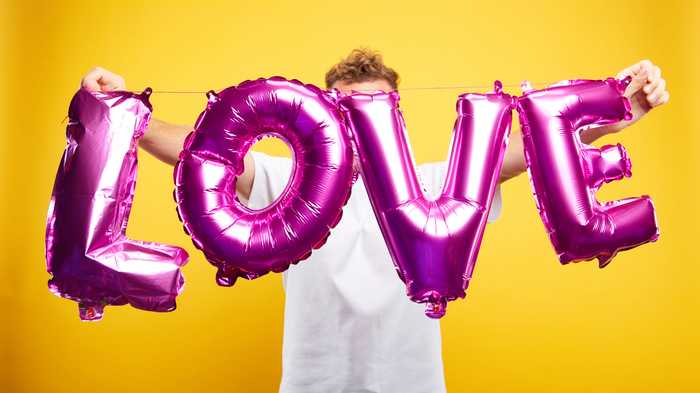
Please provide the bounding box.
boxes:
[325,48,400,90]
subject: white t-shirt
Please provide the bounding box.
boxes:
[247,151,502,393]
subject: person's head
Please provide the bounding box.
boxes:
[325,48,399,94]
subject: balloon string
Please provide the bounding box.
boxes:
[150,81,553,94]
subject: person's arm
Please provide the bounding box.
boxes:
[138,118,189,165]
[499,59,670,183]
[80,67,256,200]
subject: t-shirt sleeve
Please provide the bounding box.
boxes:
[417,161,503,223]
[246,151,294,210]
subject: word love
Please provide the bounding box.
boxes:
[46,76,659,320]
[46,89,188,321]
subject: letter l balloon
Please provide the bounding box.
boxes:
[45,88,189,321]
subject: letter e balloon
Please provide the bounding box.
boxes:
[517,78,659,267]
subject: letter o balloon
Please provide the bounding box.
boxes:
[174,77,354,286]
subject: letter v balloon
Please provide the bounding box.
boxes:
[339,82,513,318]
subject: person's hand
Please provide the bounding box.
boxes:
[605,60,670,134]
[80,67,126,92]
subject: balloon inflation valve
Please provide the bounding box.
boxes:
[619,75,633,91]
[424,292,447,319]
[598,254,614,268]
[206,90,220,103]
[216,267,238,287]
[493,80,503,94]
[78,303,104,322]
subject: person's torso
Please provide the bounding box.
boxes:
[279,165,447,393]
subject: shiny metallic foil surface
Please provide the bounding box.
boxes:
[174,78,354,286]
[517,78,659,268]
[339,82,513,318]
[45,88,189,321]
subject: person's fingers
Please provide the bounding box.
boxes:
[616,63,639,79]
[616,60,668,107]
[618,60,654,98]
[81,67,104,91]
[616,59,651,79]
[643,65,661,91]
[80,67,126,92]
[96,71,125,91]
[643,75,660,95]
[616,66,634,80]
[99,73,126,91]
[647,78,666,104]
[637,60,655,77]
[81,77,101,91]
[98,80,119,91]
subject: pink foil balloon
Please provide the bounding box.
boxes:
[516,78,659,267]
[174,77,354,286]
[339,82,513,318]
[45,88,189,321]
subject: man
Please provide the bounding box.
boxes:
[81,49,669,393]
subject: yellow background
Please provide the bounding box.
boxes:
[2,1,698,392]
